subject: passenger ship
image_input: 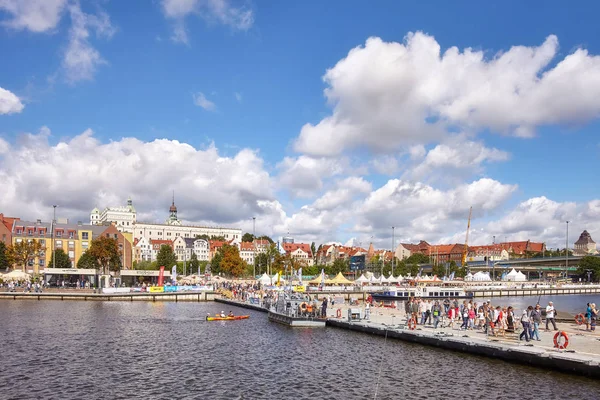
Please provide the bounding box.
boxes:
[370,286,474,301]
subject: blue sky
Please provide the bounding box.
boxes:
[1,0,600,249]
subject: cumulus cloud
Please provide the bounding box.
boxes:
[294,32,600,156]
[161,0,253,44]
[277,155,347,198]
[0,86,24,114]
[0,0,67,33]
[409,137,509,181]
[62,2,115,84]
[193,92,216,111]
[0,127,279,228]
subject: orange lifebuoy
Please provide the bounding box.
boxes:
[575,313,585,325]
[300,302,307,310]
[407,317,416,330]
[336,309,342,318]
[553,331,569,349]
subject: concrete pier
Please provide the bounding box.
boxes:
[325,304,600,378]
[0,291,217,302]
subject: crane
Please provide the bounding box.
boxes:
[461,206,472,266]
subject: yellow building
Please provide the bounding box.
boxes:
[11,219,114,274]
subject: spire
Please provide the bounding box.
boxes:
[169,191,177,213]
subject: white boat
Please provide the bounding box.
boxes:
[370,285,473,301]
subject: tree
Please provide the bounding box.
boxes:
[577,256,600,282]
[265,243,279,275]
[132,260,154,270]
[6,240,44,271]
[88,236,121,274]
[219,244,246,277]
[258,235,274,244]
[189,253,200,274]
[49,248,72,269]
[156,244,177,271]
[210,252,222,274]
[78,250,100,269]
[311,242,316,258]
[242,232,255,242]
[405,253,429,264]
[255,252,268,274]
[0,242,9,271]
[329,258,349,275]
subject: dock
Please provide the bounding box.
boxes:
[0,290,217,302]
[325,304,600,378]
[216,298,326,327]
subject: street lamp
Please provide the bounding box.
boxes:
[391,226,395,276]
[253,217,256,278]
[52,205,57,270]
[566,221,570,279]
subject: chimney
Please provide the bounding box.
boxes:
[36,219,42,224]
[77,221,82,226]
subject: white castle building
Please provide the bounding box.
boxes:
[91,196,242,244]
[90,197,137,233]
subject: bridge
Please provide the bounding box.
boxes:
[465,255,600,279]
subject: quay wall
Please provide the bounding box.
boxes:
[471,287,600,297]
[0,291,217,302]
[326,319,600,378]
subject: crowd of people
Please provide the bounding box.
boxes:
[400,297,567,341]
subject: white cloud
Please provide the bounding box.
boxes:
[370,155,399,175]
[62,2,115,84]
[277,155,347,198]
[161,0,253,44]
[0,0,67,33]
[0,86,24,114]
[409,138,509,181]
[0,127,279,228]
[193,92,216,111]
[294,32,600,156]
[234,92,242,102]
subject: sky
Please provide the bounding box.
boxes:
[1,0,600,250]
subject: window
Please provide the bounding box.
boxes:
[69,241,75,249]
[82,241,89,249]
[39,239,45,246]
[140,231,142,234]
[16,229,22,234]
[82,232,89,240]
[114,234,118,239]
[68,251,74,258]
[69,232,74,239]
[16,238,22,243]
[39,259,45,266]
[56,231,62,238]
[27,229,33,236]
[56,240,62,248]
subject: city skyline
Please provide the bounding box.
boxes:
[1,1,600,249]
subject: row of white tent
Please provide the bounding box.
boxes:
[256,271,442,286]
[464,269,528,282]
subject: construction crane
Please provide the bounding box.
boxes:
[461,206,472,267]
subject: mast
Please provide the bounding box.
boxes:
[461,206,472,267]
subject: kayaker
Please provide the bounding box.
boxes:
[206,313,210,321]
[228,311,234,317]
[220,311,226,317]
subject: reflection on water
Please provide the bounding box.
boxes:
[1,301,599,399]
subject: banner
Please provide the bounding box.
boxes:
[293,285,305,293]
[171,265,177,283]
[164,285,177,292]
[149,286,164,293]
[157,266,165,286]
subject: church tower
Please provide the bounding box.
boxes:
[166,191,181,225]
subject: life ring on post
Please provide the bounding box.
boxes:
[407,317,416,330]
[336,309,342,318]
[575,313,585,325]
[553,331,569,349]
[300,302,307,311]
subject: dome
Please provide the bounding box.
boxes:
[169,202,177,213]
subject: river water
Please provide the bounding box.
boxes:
[1,298,599,400]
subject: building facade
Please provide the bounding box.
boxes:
[0,213,19,245]
[282,242,314,266]
[90,197,137,234]
[574,230,598,256]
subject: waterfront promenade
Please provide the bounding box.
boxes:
[216,297,600,378]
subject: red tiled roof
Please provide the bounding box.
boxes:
[282,242,312,257]
[0,214,19,231]
[239,241,254,251]
[151,239,173,247]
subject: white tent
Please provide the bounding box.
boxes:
[2,270,30,280]
[387,274,398,283]
[515,271,527,282]
[395,274,404,282]
[472,271,492,281]
[370,275,381,284]
[355,274,369,284]
[504,269,519,281]
[257,273,272,285]
[271,272,286,284]
[380,275,389,284]
[464,272,474,281]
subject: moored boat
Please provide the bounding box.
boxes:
[371,285,473,301]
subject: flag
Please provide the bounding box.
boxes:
[449,271,455,281]
[320,268,325,288]
[172,265,177,283]
[298,267,303,284]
